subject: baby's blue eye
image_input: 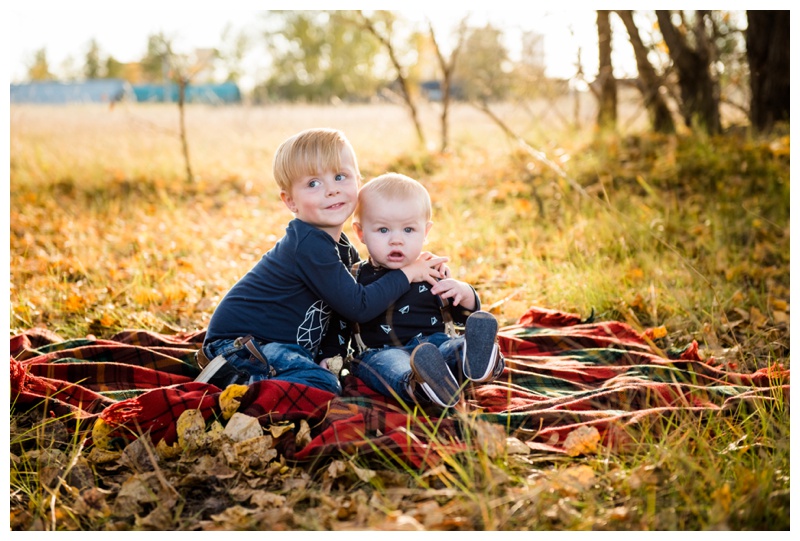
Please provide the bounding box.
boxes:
[379,227,389,234]
[404,227,414,233]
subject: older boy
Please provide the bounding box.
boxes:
[349,173,504,409]
[196,129,446,394]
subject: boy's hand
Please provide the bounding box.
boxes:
[419,251,451,278]
[431,278,477,310]
[401,253,448,285]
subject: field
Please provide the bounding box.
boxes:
[9,101,790,530]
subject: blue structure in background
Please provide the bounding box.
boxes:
[10,79,135,104]
[11,80,242,104]
[132,82,241,104]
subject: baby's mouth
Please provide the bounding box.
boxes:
[387,250,404,261]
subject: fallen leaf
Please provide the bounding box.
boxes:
[295,419,312,450]
[155,438,182,460]
[563,425,601,456]
[219,384,249,420]
[349,461,376,483]
[749,306,768,328]
[224,412,262,442]
[177,408,206,450]
[92,418,115,450]
[645,325,667,339]
[773,310,789,324]
[232,436,277,471]
[505,437,531,455]
[268,422,295,439]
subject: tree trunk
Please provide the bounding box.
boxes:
[616,10,676,133]
[656,10,721,134]
[359,12,426,149]
[177,78,194,183]
[596,10,617,131]
[429,17,468,153]
[746,10,790,133]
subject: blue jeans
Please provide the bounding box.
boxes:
[203,338,341,395]
[351,332,464,403]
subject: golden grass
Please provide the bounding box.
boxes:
[9,102,790,530]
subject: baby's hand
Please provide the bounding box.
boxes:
[431,278,476,310]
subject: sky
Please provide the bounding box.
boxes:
[6,2,643,92]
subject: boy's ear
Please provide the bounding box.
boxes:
[280,190,297,213]
[352,221,365,242]
[425,221,433,236]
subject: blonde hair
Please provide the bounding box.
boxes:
[355,172,432,222]
[272,128,360,193]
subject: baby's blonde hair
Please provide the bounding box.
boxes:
[272,128,360,193]
[355,172,432,222]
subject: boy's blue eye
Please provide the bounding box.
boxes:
[308,179,320,188]
[335,173,346,181]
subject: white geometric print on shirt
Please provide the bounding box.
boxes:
[296,300,332,352]
[381,325,392,334]
[418,285,428,293]
[431,316,438,326]
[398,305,410,314]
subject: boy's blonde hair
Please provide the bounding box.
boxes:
[272,128,360,193]
[355,172,432,222]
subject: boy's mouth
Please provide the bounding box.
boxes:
[326,202,345,210]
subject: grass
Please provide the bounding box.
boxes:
[8,101,790,530]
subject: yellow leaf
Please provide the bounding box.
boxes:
[219,384,249,420]
[769,297,788,311]
[627,268,645,281]
[645,325,668,339]
[712,483,732,513]
[176,408,206,450]
[513,198,533,214]
[65,294,86,312]
[92,418,114,450]
[268,422,295,439]
[749,306,768,328]
[155,438,182,459]
[563,425,601,456]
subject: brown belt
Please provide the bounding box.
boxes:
[195,335,270,369]
[195,346,213,369]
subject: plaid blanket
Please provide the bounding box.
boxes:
[10,307,789,468]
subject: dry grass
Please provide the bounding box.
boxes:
[9,101,790,530]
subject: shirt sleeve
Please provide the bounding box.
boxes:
[294,231,409,323]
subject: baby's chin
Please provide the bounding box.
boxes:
[375,259,404,270]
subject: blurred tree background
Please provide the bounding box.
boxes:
[21,10,789,138]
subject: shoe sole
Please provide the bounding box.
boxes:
[409,343,460,408]
[462,311,500,383]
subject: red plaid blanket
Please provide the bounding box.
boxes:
[10,307,789,468]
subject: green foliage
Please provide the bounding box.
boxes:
[255,11,384,103]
